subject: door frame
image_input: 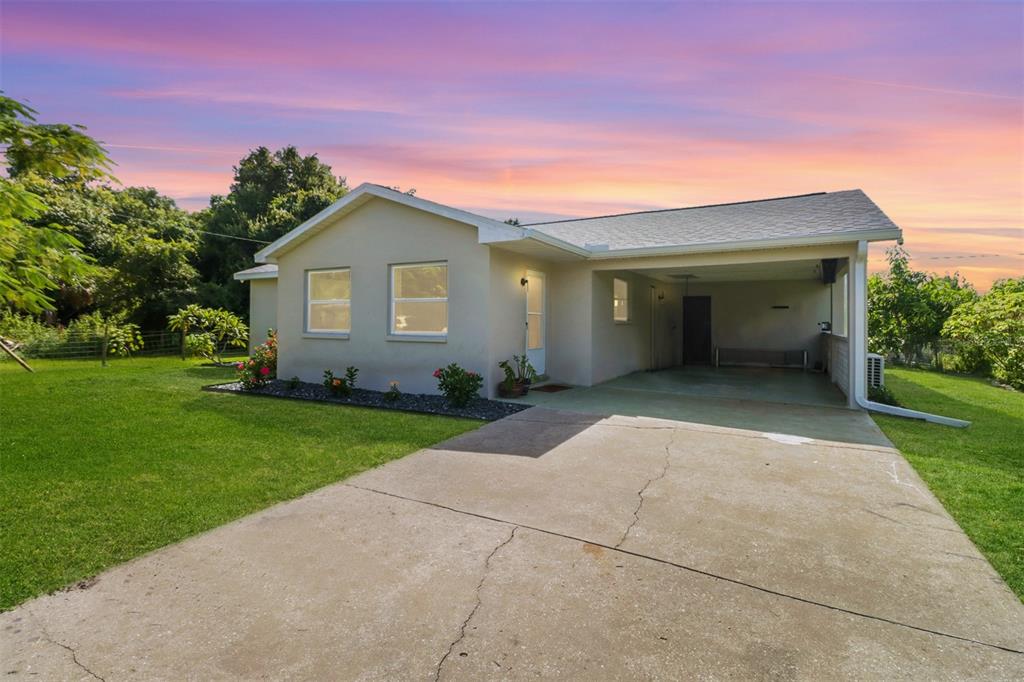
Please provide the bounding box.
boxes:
[525,270,546,374]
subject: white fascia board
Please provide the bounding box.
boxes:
[580,228,902,260]
[255,183,519,262]
[522,229,591,257]
[234,269,278,281]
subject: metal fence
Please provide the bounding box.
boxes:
[2,331,184,361]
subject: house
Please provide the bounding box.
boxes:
[234,183,900,406]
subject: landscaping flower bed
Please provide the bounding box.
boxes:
[205,379,529,421]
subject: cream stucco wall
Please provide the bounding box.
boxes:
[273,198,492,395]
[249,214,864,397]
[683,279,831,369]
[247,278,278,353]
[590,270,674,385]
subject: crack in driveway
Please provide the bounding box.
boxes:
[345,482,1024,656]
[614,428,676,549]
[434,526,519,681]
[39,628,105,682]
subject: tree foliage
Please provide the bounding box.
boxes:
[195,146,348,313]
[0,94,110,313]
[867,246,976,361]
[168,304,248,364]
[942,278,1024,389]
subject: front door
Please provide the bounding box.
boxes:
[525,270,546,375]
[682,296,712,365]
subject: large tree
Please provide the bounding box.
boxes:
[867,246,976,362]
[0,94,111,313]
[195,146,348,313]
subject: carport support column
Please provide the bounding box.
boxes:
[847,241,868,408]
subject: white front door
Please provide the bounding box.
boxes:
[525,270,546,375]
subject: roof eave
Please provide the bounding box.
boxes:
[582,228,902,260]
[234,269,278,281]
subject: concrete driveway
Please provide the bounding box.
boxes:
[3,406,1023,680]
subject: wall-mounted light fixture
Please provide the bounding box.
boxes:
[520,277,529,287]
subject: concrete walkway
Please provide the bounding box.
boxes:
[3,407,1022,679]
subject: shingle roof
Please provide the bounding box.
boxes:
[524,190,898,252]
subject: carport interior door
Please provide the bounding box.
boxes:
[525,271,546,375]
[683,296,712,365]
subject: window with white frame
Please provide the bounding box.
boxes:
[307,268,351,333]
[613,277,629,322]
[390,262,448,335]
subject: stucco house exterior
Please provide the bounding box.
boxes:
[235,183,900,407]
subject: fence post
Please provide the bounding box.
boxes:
[101,323,109,367]
[180,329,186,360]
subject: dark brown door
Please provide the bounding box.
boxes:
[682,296,712,364]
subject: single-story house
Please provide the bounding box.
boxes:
[234,182,900,407]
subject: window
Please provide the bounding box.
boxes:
[307,268,351,333]
[613,277,629,322]
[390,262,448,335]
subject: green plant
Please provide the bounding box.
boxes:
[433,363,483,407]
[323,366,358,397]
[168,304,248,364]
[236,330,277,390]
[941,278,1024,390]
[868,384,900,406]
[383,381,402,403]
[498,355,537,388]
[287,376,301,391]
[0,310,142,358]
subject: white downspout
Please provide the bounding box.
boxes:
[850,240,970,428]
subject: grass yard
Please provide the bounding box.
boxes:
[0,357,480,610]
[872,367,1023,601]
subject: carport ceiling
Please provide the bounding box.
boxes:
[636,259,825,283]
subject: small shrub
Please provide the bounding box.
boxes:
[383,381,402,403]
[286,376,301,391]
[236,331,277,390]
[869,384,900,407]
[433,363,483,407]
[0,311,142,358]
[323,366,358,397]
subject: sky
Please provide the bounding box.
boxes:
[2,0,1022,288]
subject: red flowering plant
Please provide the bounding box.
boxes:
[236,330,277,390]
[433,363,483,407]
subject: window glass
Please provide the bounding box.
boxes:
[307,269,351,333]
[391,263,448,335]
[310,270,350,300]
[613,277,629,321]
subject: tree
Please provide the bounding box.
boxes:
[195,146,348,314]
[867,246,977,363]
[942,278,1024,389]
[0,94,112,313]
[168,304,248,364]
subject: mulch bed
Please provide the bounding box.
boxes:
[204,379,530,421]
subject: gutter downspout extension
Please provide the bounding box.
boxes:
[850,240,970,428]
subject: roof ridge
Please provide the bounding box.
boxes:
[523,191,832,226]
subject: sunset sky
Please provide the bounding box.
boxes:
[2,1,1022,287]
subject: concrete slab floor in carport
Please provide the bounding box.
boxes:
[2,407,1022,680]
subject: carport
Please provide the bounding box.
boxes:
[567,252,858,420]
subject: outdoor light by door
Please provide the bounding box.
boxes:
[520,277,528,286]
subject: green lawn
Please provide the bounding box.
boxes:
[0,357,480,610]
[872,368,1023,601]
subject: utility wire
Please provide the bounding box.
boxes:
[196,230,271,244]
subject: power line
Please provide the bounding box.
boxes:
[196,228,270,244]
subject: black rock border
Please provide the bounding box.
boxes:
[203,379,530,421]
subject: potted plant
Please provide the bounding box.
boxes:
[497,355,537,398]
